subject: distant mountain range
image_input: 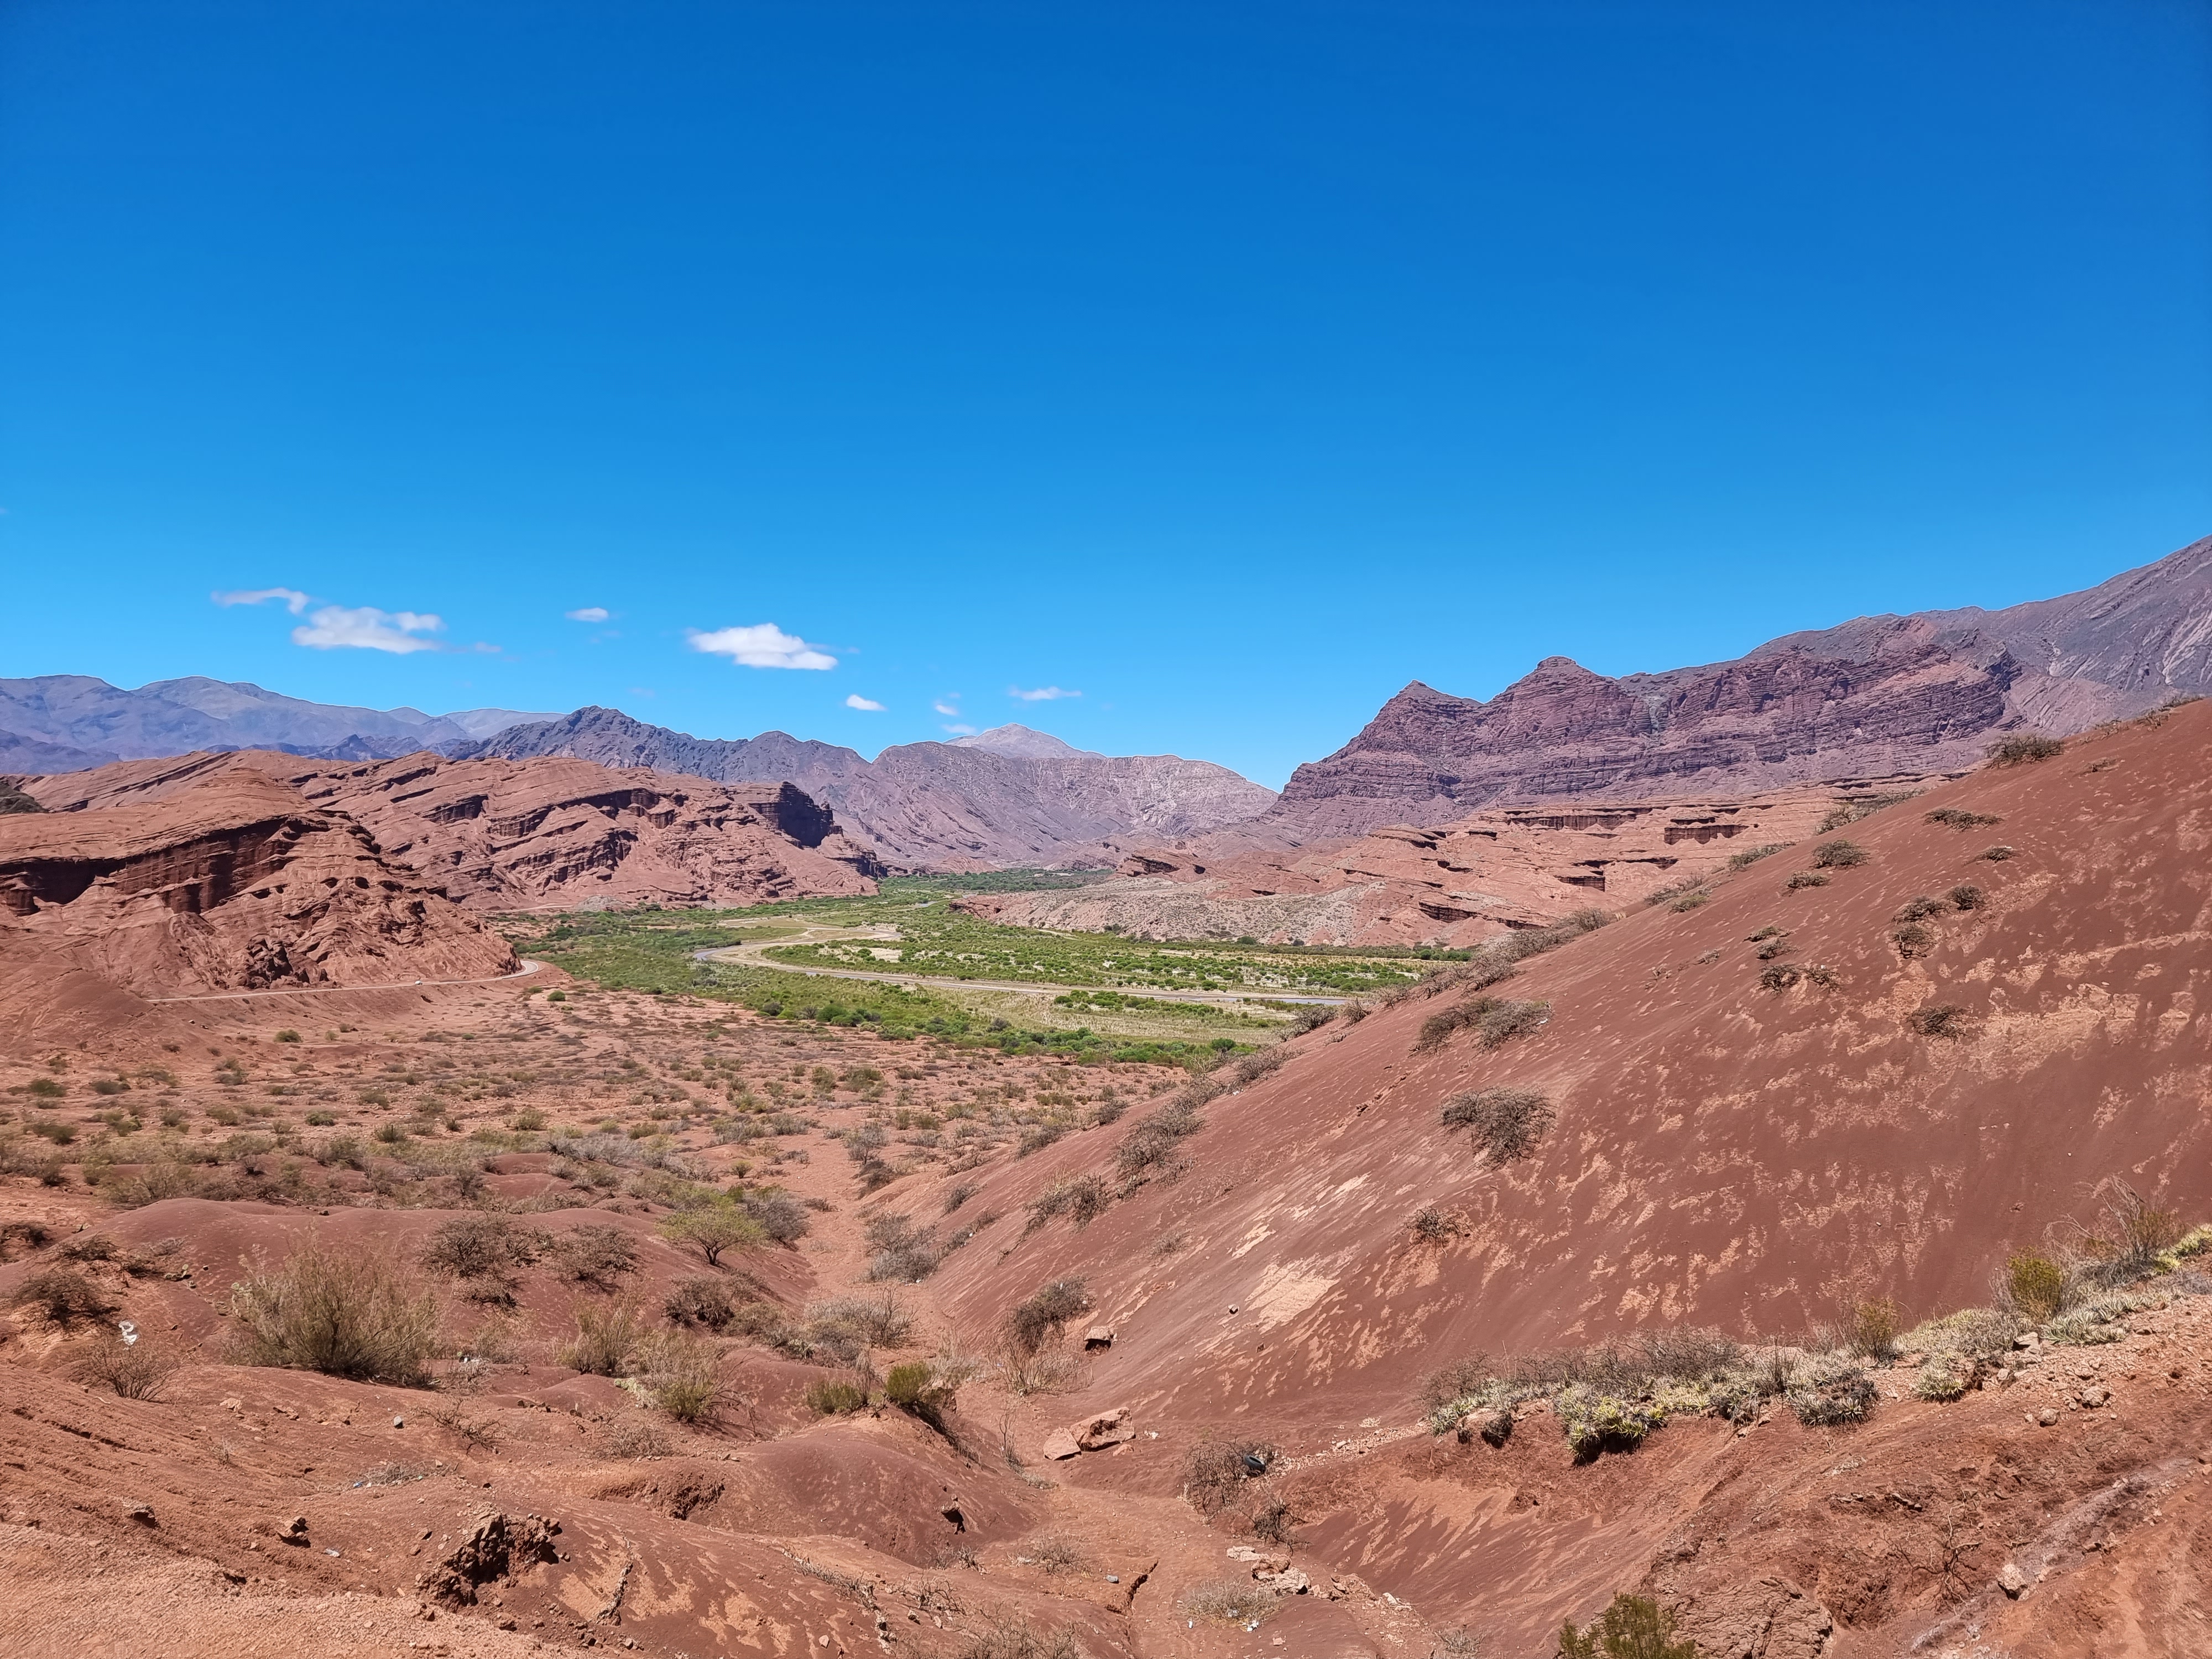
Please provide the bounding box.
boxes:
[455,711,1276,869]
[1254,530,2212,839]
[0,675,552,773]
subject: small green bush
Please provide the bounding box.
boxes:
[2005,1252,2067,1322]
[559,1298,646,1375]
[804,1376,869,1415]
[1913,1352,1974,1401]
[1926,807,2001,830]
[1559,1592,1697,1659]
[275,1029,301,1044]
[227,1241,439,1385]
[1555,1384,1665,1459]
[1785,871,1829,890]
[658,1203,764,1267]
[1810,839,1866,869]
[1005,1277,1090,1357]
[666,1276,737,1330]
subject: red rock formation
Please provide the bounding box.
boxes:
[977,780,1936,945]
[0,766,517,997]
[1253,532,2211,841]
[25,750,883,910]
[458,708,1276,870]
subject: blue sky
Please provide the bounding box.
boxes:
[3,1,2207,787]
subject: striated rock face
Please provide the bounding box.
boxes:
[0,767,518,996]
[977,781,1920,945]
[461,711,1275,870]
[26,750,883,910]
[1272,644,2015,838]
[1260,531,2212,839]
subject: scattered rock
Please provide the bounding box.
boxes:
[2081,1385,2112,1408]
[124,1502,155,1526]
[1999,1562,2029,1598]
[418,1513,561,1607]
[1083,1324,1115,1351]
[1045,1407,1138,1458]
[280,1516,310,1544]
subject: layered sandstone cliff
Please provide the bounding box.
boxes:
[0,767,518,997]
[24,750,883,910]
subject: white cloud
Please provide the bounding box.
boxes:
[292,605,446,654]
[932,698,961,716]
[942,723,977,736]
[844,693,886,711]
[214,586,311,615]
[686,623,837,671]
[1009,685,1080,701]
[565,606,609,623]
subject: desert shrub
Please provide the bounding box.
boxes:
[1558,1592,1697,1659]
[1947,883,1986,912]
[1555,1385,1665,1459]
[419,1215,546,1297]
[1418,996,1552,1053]
[2003,1252,2068,1322]
[811,1290,913,1348]
[956,1617,1079,1659]
[1913,1352,1975,1402]
[2088,1176,2184,1284]
[665,1276,736,1330]
[1410,1206,1454,1242]
[1725,843,1785,870]
[0,1220,50,1259]
[1184,1436,1278,1515]
[1229,1045,1291,1086]
[1757,963,1803,992]
[1890,922,1934,960]
[1809,839,1866,869]
[1420,1355,1493,1410]
[1784,871,1828,890]
[552,1225,640,1289]
[863,1212,942,1281]
[1987,733,2063,765]
[1005,1277,1091,1357]
[740,1187,811,1244]
[659,1203,764,1267]
[74,1338,180,1401]
[11,1267,118,1328]
[1026,1173,1109,1234]
[1286,1004,1334,1035]
[1178,1578,1280,1625]
[1667,891,1710,912]
[1906,1305,2020,1360]
[1842,1296,1903,1359]
[559,1298,646,1376]
[1926,807,2001,830]
[1979,844,2015,862]
[1893,895,1947,922]
[804,1376,869,1415]
[1440,1087,1554,1165]
[633,1328,722,1422]
[2045,1290,2152,1346]
[1907,1004,1969,1038]
[228,1241,439,1385]
[1787,1355,1876,1426]
[1114,1095,1205,1176]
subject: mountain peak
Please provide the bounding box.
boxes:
[946,723,1097,760]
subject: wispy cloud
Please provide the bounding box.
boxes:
[565,606,609,623]
[1009,685,1080,702]
[844,693,886,711]
[686,623,837,671]
[292,606,446,654]
[932,698,962,716]
[942,723,977,736]
[213,586,311,615]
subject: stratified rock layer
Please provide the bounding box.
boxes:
[25,750,883,910]
[0,766,518,996]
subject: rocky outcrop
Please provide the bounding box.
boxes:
[26,750,883,910]
[978,781,1915,945]
[461,711,1275,870]
[1234,532,2211,841]
[0,767,518,996]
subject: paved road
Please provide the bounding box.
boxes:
[142,958,549,1005]
[692,930,1345,1007]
